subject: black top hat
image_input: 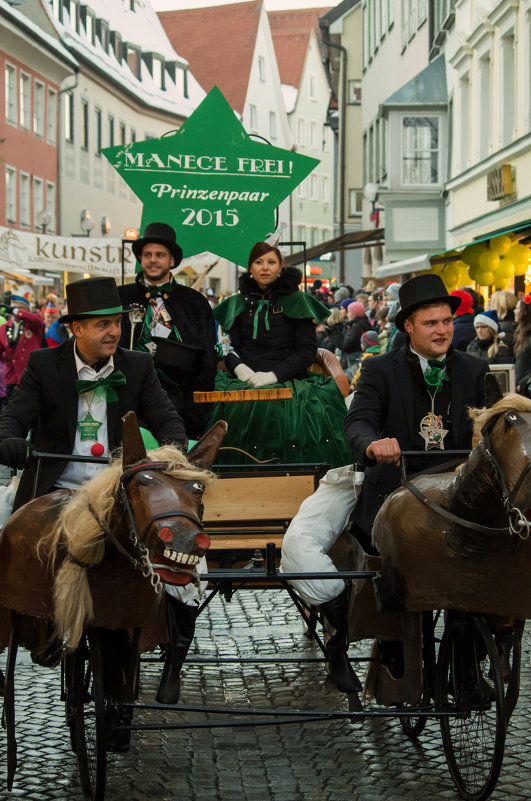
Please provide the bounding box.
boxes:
[151,336,203,374]
[58,277,125,323]
[395,274,461,332]
[132,222,183,266]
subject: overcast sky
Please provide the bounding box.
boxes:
[152,0,333,10]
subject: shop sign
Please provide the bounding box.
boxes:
[102,87,319,266]
[487,164,514,201]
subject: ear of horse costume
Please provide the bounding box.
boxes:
[188,419,228,469]
[122,410,147,466]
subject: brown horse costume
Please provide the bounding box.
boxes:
[0,413,227,788]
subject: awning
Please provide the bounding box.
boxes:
[284,228,384,266]
[375,254,431,279]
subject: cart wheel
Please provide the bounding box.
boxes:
[400,668,429,738]
[64,655,78,753]
[436,612,506,801]
[70,628,107,801]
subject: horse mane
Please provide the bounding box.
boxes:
[469,393,531,436]
[50,444,216,650]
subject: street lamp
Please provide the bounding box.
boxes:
[80,209,96,236]
[36,208,52,234]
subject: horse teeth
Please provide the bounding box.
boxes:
[163,549,172,560]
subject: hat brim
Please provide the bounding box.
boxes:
[132,237,183,267]
[58,305,126,324]
[395,295,461,332]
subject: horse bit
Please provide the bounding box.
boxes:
[86,460,205,594]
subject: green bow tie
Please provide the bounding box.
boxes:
[424,358,449,392]
[143,280,173,300]
[75,370,127,402]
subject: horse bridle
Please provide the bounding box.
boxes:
[403,415,531,540]
[86,460,205,593]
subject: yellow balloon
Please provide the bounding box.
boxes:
[476,270,495,286]
[489,234,512,255]
[496,259,515,279]
[431,263,444,275]
[478,250,500,272]
[493,275,509,290]
[468,264,480,282]
[462,244,488,267]
[514,262,528,276]
[442,264,459,287]
[506,243,529,264]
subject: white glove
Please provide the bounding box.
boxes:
[247,371,278,388]
[234,363,256,382]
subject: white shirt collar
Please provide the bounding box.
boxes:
[410,345,446,375]
[74,345,114,378]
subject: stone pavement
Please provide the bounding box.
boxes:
[1,589,531,801]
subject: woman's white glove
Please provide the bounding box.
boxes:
[247,371,278,387]
[234,363,256,382]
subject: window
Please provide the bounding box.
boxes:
[64,91,74,143]
[120,122,126,145]
[401,116,439,184]
[297,117,305,146]
[502,32,515,147]
[33,177,44,229]
[47,88,57,144]
[20,72,30,129]
[108,115,114,147]
[5,167,17,223]
[95,107,102,154]
[258,56,265,82]
[81,99,89,150]
[20,172,30,227]
[34,81,45,136]
[83,8,95,43]
[349,189,363,216]
[5,63,17,124]
[322,175,330,202]
[296,179,306,199]
[269,111,276,140]
[310,174,318,200]
[126,45,141,79]
[418,0,427,24]
[298,225,306,241]
[46,181,56,232]
[348,80,362,104]
[152,57,164,90]
[309,73,316,100]
[111,31,122,62]
[130,127,136,143]
[460,74,469,170]
[96,19,109,52]
[362,3,369,68]
[249,104,257,131]
[51,0,61,21]
[310,121,318,149]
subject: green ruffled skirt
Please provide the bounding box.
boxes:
[208,370,352,468]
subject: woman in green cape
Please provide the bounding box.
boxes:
[211,241,352,467]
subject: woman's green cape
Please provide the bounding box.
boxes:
[213,291,330,331]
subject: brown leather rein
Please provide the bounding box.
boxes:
[401,439,531,540]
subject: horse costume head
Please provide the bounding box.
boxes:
[51,413,227,649]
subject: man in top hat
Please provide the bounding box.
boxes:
[345,273,490,540]
[0,276,187,511]
[119,222,217,439]
[0,292,44,400]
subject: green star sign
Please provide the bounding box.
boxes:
[77,413,103,442]
[102,86,320,266]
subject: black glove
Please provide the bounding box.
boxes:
[0,437,32,469]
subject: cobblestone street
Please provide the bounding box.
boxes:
[1,589,531,801]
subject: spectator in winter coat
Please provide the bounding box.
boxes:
[450,289,476,351]
[466,310,513,365]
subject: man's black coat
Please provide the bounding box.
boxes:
[0,340,187,509]
[344,345,489,536]
[118,277,217,439]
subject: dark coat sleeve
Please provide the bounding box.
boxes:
[344,353,388,465]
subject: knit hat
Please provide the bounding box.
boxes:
[450,289,473,316]
[335,287,351,303]
[474,309,499,333]
[386,282,400,301]
[361,330,380,348]
[347,301,366,317]
[340,297,356,311]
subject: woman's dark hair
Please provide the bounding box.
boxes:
[248,241,283,269]
[513,299,531,356]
